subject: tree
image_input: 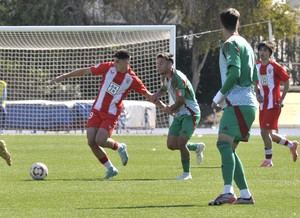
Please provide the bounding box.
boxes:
[102,0,181,24]
[176,0,299,103]
[0,0,97,25]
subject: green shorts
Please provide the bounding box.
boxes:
[219,106,256,142]
[169,114,200,139]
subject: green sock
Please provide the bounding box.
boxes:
[233,152,248,190]
[187,143,198,151]
[181,159,190,173]
[217,141,235,185]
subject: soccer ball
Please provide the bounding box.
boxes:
[30,162,48,180]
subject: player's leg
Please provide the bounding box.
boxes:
[185,115,205,164]
[232,106,255,204]
[209,132,237,205]
[260,128,273,167]
[0,139,12,166]
[209,106,255,206]
[175,135,192,180]
[167,135,191,180]
[86,111,118,179]
[167,117,181,150]
[271,132,298,162]
[167,117,191,180]
[104,138,128,166]
[233,142,254,204]
[86,128,118,179]
[259,109,280,167]
[96,117,129,166]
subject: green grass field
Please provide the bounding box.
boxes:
[0,134,299,218]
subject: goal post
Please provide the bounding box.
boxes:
[0,25,176,133]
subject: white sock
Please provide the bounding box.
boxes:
[240,189,251,199]
[265,148,272,157]
[279,138,293,148]
[279,138,286,145]
[223,185,234,194]
[287,141,293,148]
[104,160,114,169]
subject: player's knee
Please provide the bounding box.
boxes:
[216,141,222,149]
[95,138,106,147]
[260,129,270,137]
[167,143,176,150]
[216,140,231,150]
[87,139,97,149]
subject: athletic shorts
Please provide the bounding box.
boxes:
[86,109,117,136]
[259,108,281,130]
[219,106,256,142]
[168,114,200,139]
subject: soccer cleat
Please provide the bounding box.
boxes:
[0,140,12,166]
[208,193,237,206]
[104,167,118,179]
[260,159,273,167]
[195,143,205,164]
[118,143,129,166]
[176,172,192,180]
[290,141,298,162]
[234,196,255,205]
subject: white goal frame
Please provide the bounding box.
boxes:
[0,25,176,133]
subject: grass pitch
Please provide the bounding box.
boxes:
[0,134,299,217]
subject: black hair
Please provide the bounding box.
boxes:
[113,49,130,59]
[257,41,275,55]
[220,8,240,31]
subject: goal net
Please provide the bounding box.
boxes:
[0,25,176,133]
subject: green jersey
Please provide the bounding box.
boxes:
[219,35,258,107]
[162,69,200,117]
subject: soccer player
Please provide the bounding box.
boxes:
[209,8,257,205]
[151,52,205,181]
[256,41,298,167]
[52,49,154,179]
[0,140,12,166]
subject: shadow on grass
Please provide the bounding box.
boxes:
[191,166,220,169]
[77,204,205,210]
[22,178,176,182]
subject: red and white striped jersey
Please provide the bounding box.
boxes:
[90,62,147,117]
[256,60,290,110]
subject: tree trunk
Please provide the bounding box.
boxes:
[192,47,209,90]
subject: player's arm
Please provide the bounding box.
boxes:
[279,80,289,107]
[162,84,185,114]
[212,65,239,107]
[156,86,168,97]
[143,89,155,102]
[255,82,263,103]
[142,89,170,113]
[276,64,290,107]
[51,68,91,84]
[212,41,240,108]
[148,85,167,104]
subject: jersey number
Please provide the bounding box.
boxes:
[107,82,120,96]
[261,75,268,86]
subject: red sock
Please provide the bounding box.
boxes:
[99,156,108,164]
[112,142,119,150]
